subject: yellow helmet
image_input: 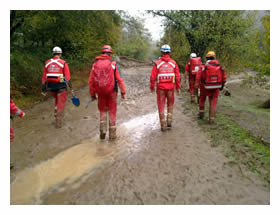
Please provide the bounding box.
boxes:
[206,51,216,59]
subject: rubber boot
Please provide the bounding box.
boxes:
[159,113,167,132]
[191,95,195,103]
[100,120,107,139]
[54,106,58,118]
[167,113,173,128]
[167,105,173,128]
[197,89,200,104]
[198,110,204,119]
[55,110,63,128]
[109,126,117,140]
[208,108,216,124]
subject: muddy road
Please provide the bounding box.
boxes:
[10,64,269,205]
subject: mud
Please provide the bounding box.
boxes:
[10,64,269,205]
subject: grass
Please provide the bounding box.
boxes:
[181,89,270,184]
[221,95,270,116]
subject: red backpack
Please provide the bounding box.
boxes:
[203,63,223,89]
[190,57,202,75]
[92,59,116,95]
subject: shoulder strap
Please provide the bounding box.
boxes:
[220,66,224,80]
[112,61,118,92]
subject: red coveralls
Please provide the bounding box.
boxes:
[88,54,126,138]
[195,60,227,122]
[185,62,195,93]
[150,54,181,130]
[10,99,24,144]
[185,61,201,103]
[42,56,71,125]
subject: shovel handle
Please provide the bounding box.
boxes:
[85,98,95,109]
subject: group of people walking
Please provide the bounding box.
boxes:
[185,50,227,124]
[10,44,227,147]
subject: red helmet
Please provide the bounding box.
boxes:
[101,45,112,53]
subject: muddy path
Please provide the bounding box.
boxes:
[10,65,269,205]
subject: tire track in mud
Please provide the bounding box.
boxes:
[10,65,269,205]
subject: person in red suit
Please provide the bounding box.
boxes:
[150,44,181,131]
[10,99,25,169]
[41,46,75,128]
[195,51,227,124]
[88,45,126,140]
[185,53,202,103]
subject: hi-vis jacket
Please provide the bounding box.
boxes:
[150,55,181,90]
[42,56,71,91]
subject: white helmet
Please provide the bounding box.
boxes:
[52,46,62,54]
[190,53,197,58]
[160,44,171,53]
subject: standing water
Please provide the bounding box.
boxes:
[10,112,159,204]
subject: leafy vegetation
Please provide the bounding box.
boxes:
[116,14,152,61]
[150,10,270,78]
[10,10,122,98]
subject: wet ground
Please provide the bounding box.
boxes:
[219,81,270,144]
[10,64,269,205]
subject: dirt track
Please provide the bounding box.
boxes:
[10,64,269,205]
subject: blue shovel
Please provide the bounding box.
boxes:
[72,96,80,107]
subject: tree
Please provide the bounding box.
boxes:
[10,10,122,96]
[116,14,152,61]
[149,10,256,73]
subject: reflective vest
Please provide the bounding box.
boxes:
[45,58,65,83]
[156,60,176,84]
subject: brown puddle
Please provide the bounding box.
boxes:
[10,112,159,204]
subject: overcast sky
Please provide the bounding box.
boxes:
[127,10,164,41]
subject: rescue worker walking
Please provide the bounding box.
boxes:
[10,99,25,169]
[185,53,202,104]
[10,99,25,144]
[150,44,181,131]
[88,45,126,140]
[41,46,75,128]
[195,51,227,124]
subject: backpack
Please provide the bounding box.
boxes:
[203,63,223,89]
[190,57,202,75]
[156,60,176,84]
[92,59,116,95]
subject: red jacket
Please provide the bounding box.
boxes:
[150,55,181,90]
[10,99,24,117]
[88,54,126,98]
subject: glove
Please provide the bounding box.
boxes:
[150,88,155,93]
[176,88,181,95]
[91,94,97,100]
[121,92,126,99]
[19,111,25,117]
